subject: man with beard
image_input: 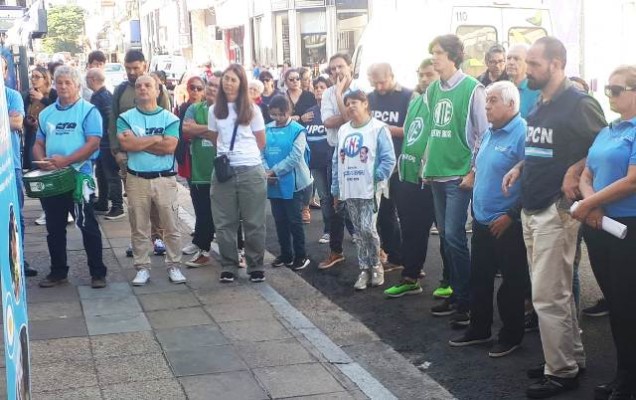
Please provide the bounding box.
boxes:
[502,36,606,398]
[478,44,509,87]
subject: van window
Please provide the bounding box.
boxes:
[508,27,548,46]
[456,25,497,77]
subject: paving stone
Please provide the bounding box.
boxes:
[29,337,92,365]
[194,286,263,305]
[219,318,292,342]
[31,359,98,392]
[235,338,316,368]
[78,282,133,299]
[253,363,345,399]
[285,391,369,400]
[155,324,226,351]
[85,312,151,336]
[138,290,200,311]
[203,297,276,322]
[101,378,186,400]
[90,331,162,358]
[180,371,269,400]
[35,386,103,400]
[95,353,173,385]
[131,276,191,294]
[27,301,83,321]
[146,307,213,330]
[81,295,142,317]
[27,285,80,304]
[166,344,248,377]
[29,317,88,340]
[0,367,5,394]
[106,237,133,248]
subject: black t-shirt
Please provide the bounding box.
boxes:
[288,90,316,125]
[305,104,333,169]
[477,71,509,87]
[368,87,413,157]
[521,83,607,211]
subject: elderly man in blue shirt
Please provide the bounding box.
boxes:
[449,80,530,358]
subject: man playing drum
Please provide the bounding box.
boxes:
[33,66,108,289]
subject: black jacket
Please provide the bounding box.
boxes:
[90,86,114,148]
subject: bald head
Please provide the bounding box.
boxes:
[506,44,529,84]
[86,67,106,91]
[368,63,396,94]
[134,74,160,107]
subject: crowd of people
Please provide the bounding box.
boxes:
[4,32,636,400]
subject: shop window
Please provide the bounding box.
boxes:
[456,25,497,77]
[337,11,367,56]
[508,27,547,46]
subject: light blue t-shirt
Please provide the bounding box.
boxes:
[36,98,102,175]
[5,87,25,170]
[586,118,636,217]
[518,79,540,119]
[117,107,179,172]
[473,114,526,224]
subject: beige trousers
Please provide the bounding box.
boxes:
[522,203,585,378]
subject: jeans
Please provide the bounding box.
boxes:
[469,221,529,345]
[311,167,332,234]
[190,183,214,252]
[95,149,123,209]
[270,189,307,262]
[346,198,380,269]
[41,191,107,279]
[430,179,472,310]
[377,173,402,264]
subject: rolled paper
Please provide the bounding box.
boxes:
[570,201,628,239]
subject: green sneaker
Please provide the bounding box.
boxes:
[433,285,453,299]
[384,280,423,298]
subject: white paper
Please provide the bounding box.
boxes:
[570,201,628,239]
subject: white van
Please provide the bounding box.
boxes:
[149,55,188,90]
[352,0,553,91]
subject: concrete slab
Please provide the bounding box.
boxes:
[193,286,263,305]
[253,363,345,399]
[27,284,80,304]
[180,371,269,400]
[101,378,186,400]
[146,307,213,330]
[85,312,151,336]
[284,391,369,400]
[203,297,276,323]
[27,300,83,321]
[165,344,248,377]
[29,317,88,340]
[77,282,133,299]
[29,337,92,365]
[219,318,293,342]
[155,324,227,351]
[90,331,162,358]
[235,338,316,368]
[81,295,142,317]
[137,290,200,312]
[35,386,103,400]
[131,276,191,295]
[31,359,98,392]
[95,353,173,385]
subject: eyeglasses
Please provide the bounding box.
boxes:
[604,85,636,97]
[488,59,506,66]
[287,77,300,82]
[188,85,204,92]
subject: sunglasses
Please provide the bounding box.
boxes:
[287,77,300,82]
[188,85,204,92]
[604,85,636,98]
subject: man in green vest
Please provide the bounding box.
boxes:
[180,75,221,267]
[422,35,489,328]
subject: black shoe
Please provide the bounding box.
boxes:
[526,375,579,399]
[93,202,109,214]
[249,271,266,283]
[527,363,586,379]
[220,272,235,283]
[449,311,470,329]
[91,277,107,289]
[583,298,610,317]
[291,257,310,271]
[448,331,491,347]
[431,299,457,316]
[595,381,618,400]
[24,266,38,277]
[524,311,539,332]
[489,342,521,358]
[608,389,636,400]
[272,257,292,268]
[104,208,125,220]
[39,275,68,288]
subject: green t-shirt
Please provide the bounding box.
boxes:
[399,94,429,184]
[189,102,217,184]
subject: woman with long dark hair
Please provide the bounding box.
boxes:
[207,64,267,283]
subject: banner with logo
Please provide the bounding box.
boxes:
[0,59,31,399]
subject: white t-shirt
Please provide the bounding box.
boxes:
[320,82,359,147]
[208,102,265,167]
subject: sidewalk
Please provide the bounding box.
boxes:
[1,186,454,400]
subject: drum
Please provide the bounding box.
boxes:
[23,168,76,198]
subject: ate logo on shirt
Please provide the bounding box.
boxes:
[433,99,453,127]
[406,117,424,146]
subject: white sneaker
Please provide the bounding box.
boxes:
[35,213,46,226]
[371,265,384,287]
[67,213,74,224]
[167,266,186,284]
[318,233,330,244]
[181,243,200,255]
[354,270,369,290]
[185,250,211,268]
[132,268,150,286]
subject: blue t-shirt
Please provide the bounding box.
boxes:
[5,87,25,170]
[473,114,526,224]
[117,107,180,172]
[518,79,540,119]
[586,118,636,217]
[36,98,102,175]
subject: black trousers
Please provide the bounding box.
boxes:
[95,149,123,209]
[377,173,403,264]
[584,217,636,388]
[469,220,529,344]
[270,190,307,262]
[394,181,436,280]
[41,191,107,279]
[190,183,214,252]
